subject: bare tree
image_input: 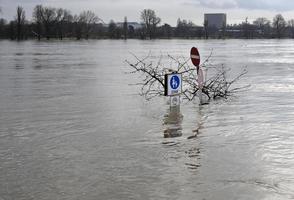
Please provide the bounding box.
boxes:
[55,8,72,40]
[79,10,99,39]
[203,19,208,39]
[288,19,294,38]
[8,21,16,40]
[273,14,286,38]
[253,17,270,37]
[140,9,161,39]
[73,14,82,40]
[0,6,4,38]
[220,21,226,39]
[161,23,172,39]
[42,7,57,40]
[123,16,128,40]
[176,19,196,38]
[108,20,117,39]
[32,5,43,40]
[0,18,6,38]
[126,53,248,101]
[33,5,75,40]
[15,6,26,40]
[242,17,249,39]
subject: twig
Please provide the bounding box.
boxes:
[126,52,248,101]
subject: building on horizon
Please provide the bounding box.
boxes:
[116,22,142,30]
[204,13,227,29]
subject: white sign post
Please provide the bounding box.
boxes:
[190,47,204,105]
[164,73,182,107]
[171,95,180,107]
[197,67,204,104]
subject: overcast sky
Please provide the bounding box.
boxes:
[1,0,294,25]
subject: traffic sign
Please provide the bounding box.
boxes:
[164,73,182,96]
[190,47,200,67]
[170,75,180,89]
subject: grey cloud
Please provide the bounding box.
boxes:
[194,0,294,11]
[236,0,294,11]
[196,0,237,9]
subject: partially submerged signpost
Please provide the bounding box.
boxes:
[126,48,248,138]
[164,72,182,107]
[163,72,183,138]
[190,47,204,105]
[126,48,248,102]
[164,47,203,106]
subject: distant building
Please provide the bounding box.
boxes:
[204,13,227,29]
[116,22,142,30]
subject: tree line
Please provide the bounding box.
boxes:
[1,5,294,40]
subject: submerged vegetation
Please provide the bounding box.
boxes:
[126,52,249,102]
[1,5,294,40]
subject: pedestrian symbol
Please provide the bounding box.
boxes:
[170,75,180,89]
[164,73,182,96]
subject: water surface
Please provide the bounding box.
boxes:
[0,39,294,200]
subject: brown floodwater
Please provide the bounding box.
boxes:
[0,39,294,199]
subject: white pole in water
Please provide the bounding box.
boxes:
[190,47,202,105]
[198,66,204,105]
[199,87,203,105]
[170,95,180,108]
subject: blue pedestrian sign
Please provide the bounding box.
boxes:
[164,73,182,96]
[170,75,180,89]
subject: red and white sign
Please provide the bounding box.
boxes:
[190,47,200,67]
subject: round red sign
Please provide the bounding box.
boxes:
[190,47,200,67]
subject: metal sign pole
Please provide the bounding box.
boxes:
[170,96,172,111]
[198,66,204,105]
[190,47,202,105]
[199,87,203,105]
[170,95,180,109]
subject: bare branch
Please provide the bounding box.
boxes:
[126,52,248,102]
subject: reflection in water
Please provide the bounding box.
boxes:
[185,105,204,170]
[185,145,201,170]
[162,101,203,171]
[187,105,205,139]
[163,101,183,138]
[15,64,24,70]
[162,97,205,139]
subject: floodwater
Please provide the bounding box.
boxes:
[0,39,294,200]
